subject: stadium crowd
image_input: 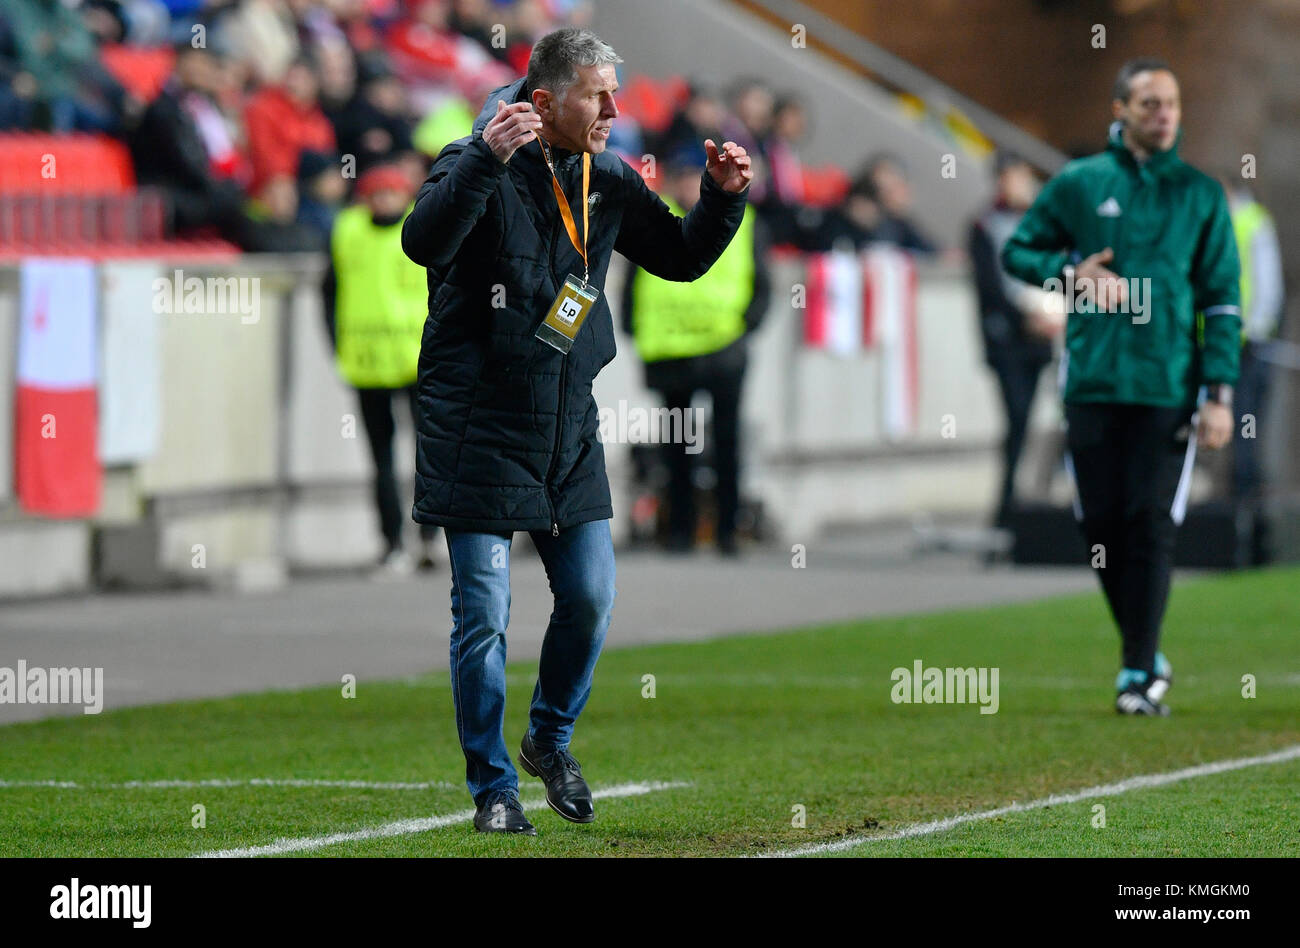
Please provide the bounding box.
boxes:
[0,0,943,257]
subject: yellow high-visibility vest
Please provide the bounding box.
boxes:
[1231,200,1271,340]
[631,199,754,362]
[331,203,427,388]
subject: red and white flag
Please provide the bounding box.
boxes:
[14,258,101,516]
[803,246,918,437]
[803,250,869,354]
[866,247,919,439]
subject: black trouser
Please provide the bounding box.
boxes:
[356,385,439,553]
[989,354,1049,527]
[1065,402,1195,676]
[644,339,747,547]
[1233,340,1270,502]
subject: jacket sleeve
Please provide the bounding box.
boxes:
[401,135,508,269]
[131,95,216,193]
[613,162,748,281]
[742,212,772,334]
[1191,184,1243,386]
[1001,171,1075,287]
[618,259,637,337]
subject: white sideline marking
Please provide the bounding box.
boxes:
[760,744,1300,857]
[0,778,460,791]
[194,780,692,858]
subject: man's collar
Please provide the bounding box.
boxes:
[535,131,583,169]
[1108,120,1182,174]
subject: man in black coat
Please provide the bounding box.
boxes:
[128,42,246,240]
[401,27,752,835]
[969,152,1062,530]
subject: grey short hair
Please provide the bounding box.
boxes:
[526,28,622,99]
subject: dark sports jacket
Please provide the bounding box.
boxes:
[402,78,747,534]
[1002,123,1240,407]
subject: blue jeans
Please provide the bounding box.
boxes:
[444,519,616,806]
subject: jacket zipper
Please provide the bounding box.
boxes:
[546,356,568,536]
[543,204,565,536]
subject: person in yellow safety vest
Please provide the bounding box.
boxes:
[1218,173,1285,514]
[619,152,771,556]
[323,161,441,577]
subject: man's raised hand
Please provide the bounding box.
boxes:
[704,139,753,194]
[483,101,544,164]
[1078,247,1129,312]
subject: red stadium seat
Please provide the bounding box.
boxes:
[0,134,135,196]
[620,75,689,135]
[0,132,224,256]
[99,44,176,105]
[800,165,850,208]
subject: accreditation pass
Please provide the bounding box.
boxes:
[536,274,599,354]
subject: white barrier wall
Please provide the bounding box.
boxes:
[0,252,1017,596]
[597,254,1020,543]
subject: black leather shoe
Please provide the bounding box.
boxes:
[473,790,536,835]
[518,732,595,823]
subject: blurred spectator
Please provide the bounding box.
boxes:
[322,162,440,576]
[80,0,172,47]
[620,154,771,556]
[128,40,249,237]
[81,1,129,45]
[411,89,474,157]
[765,94,808,205]
[654,82,725,163]
[244,53,336,196]
[1218,172,1285,510]
[863,152,939,254]
[449,0,506,62]
[384,0,508,109]
[969,151,1062,529]
[236,170,324,250]
[117,0,170,45]
[290,0,349,49]
[329,0,385,55]
[754,91,834,249]
[216,0,301,86]
[2,0,130,133]
[833,170,884,248]
[721,77,773,203]
[0,14,37,130]
[722,77,773,154]
[315,34,357,113]
[327,51,413,175]
[503,0,551,74]
[296,147,346,242]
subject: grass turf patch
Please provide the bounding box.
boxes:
[1,565,1296,857]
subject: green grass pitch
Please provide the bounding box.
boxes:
[2,566,1296,857]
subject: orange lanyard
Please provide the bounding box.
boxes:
[539,137,590,285]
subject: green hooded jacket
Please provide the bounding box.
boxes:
[1002,122,1241,407]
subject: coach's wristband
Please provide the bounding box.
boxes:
[1205,383,1233,406]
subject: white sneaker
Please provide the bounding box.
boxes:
[372,548,414,581]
